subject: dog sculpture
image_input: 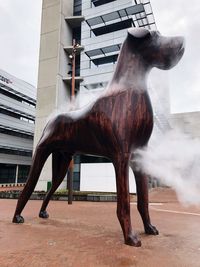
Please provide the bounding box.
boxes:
[12,28,185,246]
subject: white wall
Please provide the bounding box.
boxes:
[80,163,136,193]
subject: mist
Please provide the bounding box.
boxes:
[46,87,103,123]
[133,65,200,206]
[134,129,200,206]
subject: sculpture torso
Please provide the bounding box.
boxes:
[45,88,153,160]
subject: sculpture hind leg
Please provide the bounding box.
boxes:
[39,152,72,218]
[130,163,159,235]
[113,156,141,247]
[12,145,51,223]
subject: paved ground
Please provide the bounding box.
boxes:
[0,188,200,267]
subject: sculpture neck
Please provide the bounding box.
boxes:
[109,39,150,92]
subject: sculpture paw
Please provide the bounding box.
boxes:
[125,234,142,247]
[12,215,24,224]
[145,224,159,235]
[39,210,49,219]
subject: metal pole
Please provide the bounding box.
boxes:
[67,38,76,204]
[71,38,76,102]
[67,160,74,204]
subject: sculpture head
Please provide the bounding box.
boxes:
[127,28,185,70]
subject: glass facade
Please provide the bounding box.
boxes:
[0,164,16,184]
[79,0,156,167]
[0,69,36,184]
[18,165,30,183]
[0,164,30,184]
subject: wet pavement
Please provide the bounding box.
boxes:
[0,188,200,267]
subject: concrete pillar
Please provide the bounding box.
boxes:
[34,0,74,190]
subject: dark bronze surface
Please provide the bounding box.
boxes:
[12,28,185,246]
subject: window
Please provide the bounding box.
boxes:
[73,0,82,15]
[91,54,118,67]
[91,0,116,7]
[92,19,133,36]
[0,127,33,140]
[72,172,80,191]
[72,27,81,45]
[0,106,35,122]
[0,108,20,119]
[18,165,30,183]
[0,90,36,107]
[22,100,35,108]
[0,163,16,184]
[80,155,110,164]
[20,117,35,124]
[86,44,120,68]
[0,147,32,157]
[0,85,36,106]
[0,89,22,102]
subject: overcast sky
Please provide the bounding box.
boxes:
[0,0,42,86]
[0,0,199,113]
[151,0,200,113]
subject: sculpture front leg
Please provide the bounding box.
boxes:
[133,169,159,235]
[13,146,50,223]
[114,158,141,246]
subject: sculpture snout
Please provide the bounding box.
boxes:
[156,35,185,70]
[177,36,185,57]
[171,36,185,58]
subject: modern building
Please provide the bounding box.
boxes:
[35,0,170,192]
[170,111,200,139]
[0,69,36,185]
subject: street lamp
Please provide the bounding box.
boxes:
[67,39,80,204]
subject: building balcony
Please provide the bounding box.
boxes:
[85,3,156,34]
[65,16,85,28]
[86,4,145,28]
[64,45,84,55]
[85,43,120,58]
[63,76,84,86]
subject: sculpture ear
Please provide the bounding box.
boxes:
[128,28,150,39]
